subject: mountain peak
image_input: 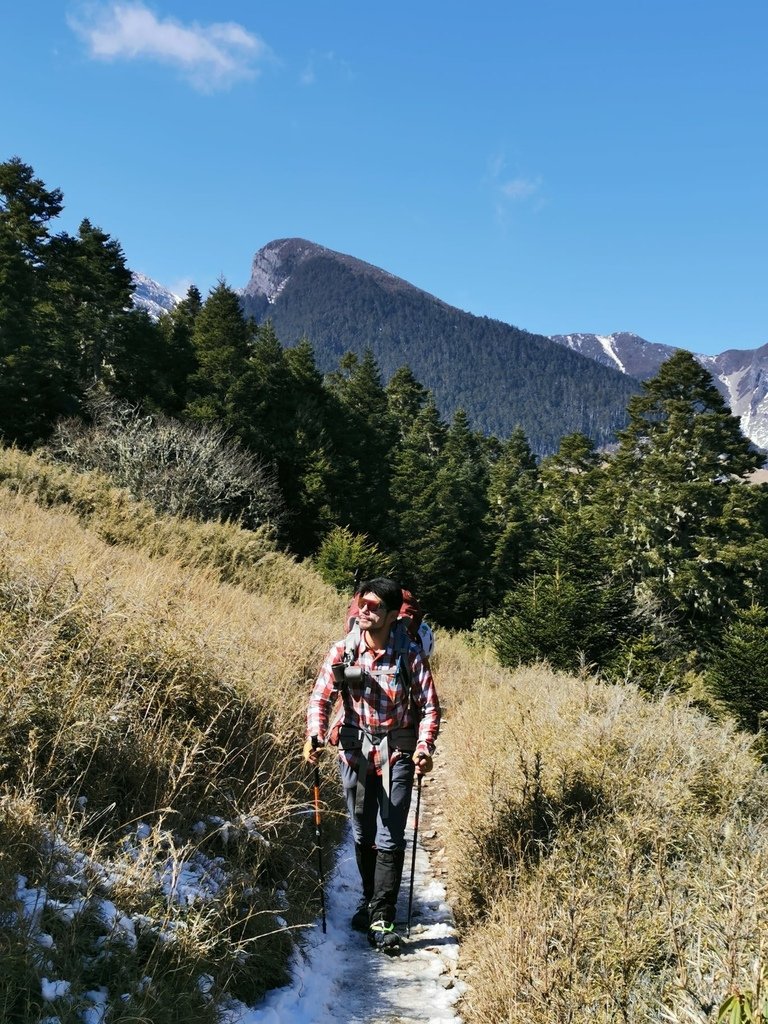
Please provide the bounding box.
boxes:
[242,239,327,304]
[241,237,449,310]
[131,272,180,319]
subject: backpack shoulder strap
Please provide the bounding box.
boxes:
[343,621,361,664]
[392,620,413,690]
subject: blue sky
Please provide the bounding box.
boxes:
[1,1,766,355]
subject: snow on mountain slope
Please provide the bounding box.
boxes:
[131,273,180,319]
[553,332,768,451]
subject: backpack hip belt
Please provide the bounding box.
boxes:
[339,724,417,816]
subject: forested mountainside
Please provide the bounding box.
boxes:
[240,239,641,454]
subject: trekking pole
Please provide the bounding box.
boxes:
[406,772,423,938]
[311,737,327,934]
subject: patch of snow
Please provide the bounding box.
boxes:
[81,988,109,1024]
[94,899,138,949]
[220,811,464,1024]
[596,335,626,373]
[41,978,71,1002]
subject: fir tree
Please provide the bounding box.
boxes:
[485,426,540,598]
[185,282,251,426]
[426,409,491,627]
[325,349,395,539]
[388,399,446,603]
[707,605,768,731]
[0,157,68,444]
[487,566,629,673]
[55,218,135,382]
[235,320,294,460]
[156,285,202,413]
[605,351,766,635]
[284,337,343,554]
[386,365,429,439]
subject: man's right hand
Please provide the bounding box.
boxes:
[303,737,322,765]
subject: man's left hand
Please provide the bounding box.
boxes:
[414,752,433,776]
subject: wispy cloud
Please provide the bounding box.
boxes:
[298,50,355,87]
[487,155,545,223]
[500,176,542,201]
[69,2,271,92]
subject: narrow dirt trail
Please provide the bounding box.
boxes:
[228,764,464,1024]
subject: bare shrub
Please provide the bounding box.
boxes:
[49,395,285,533]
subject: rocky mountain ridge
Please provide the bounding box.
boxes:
[131,272,180,319]
[552,332,768,450]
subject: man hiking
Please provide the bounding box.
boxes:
[304,577,440,952]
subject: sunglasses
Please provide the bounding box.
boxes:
[359,597,386,612]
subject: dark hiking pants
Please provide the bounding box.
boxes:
[341,755,415,924]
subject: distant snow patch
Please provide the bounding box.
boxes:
[596,335,626,373]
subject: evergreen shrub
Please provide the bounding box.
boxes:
[314,526,394,593]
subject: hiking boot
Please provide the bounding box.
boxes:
[367,919,401,953]
[350,897,370,933]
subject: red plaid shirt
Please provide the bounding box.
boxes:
[307,628,440,772]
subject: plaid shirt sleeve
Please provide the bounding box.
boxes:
[306,639,345,743]
[409,646,441,756]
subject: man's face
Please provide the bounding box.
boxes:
[357,592,398,632]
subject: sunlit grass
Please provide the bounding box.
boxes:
[0,465,346,1020]
[436,636,768,1023]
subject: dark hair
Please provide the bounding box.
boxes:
[358,577,403,613]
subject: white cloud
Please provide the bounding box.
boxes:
[486,157,545,225]
[500,176,542,201]
[69,2,271,92]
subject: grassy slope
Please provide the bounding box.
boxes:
[0,448,346,1023]
[436,636,768,1023]
[2,447,767,1023]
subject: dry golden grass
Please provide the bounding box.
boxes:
[435,638,768,1023]
[0,445,332,608]
[0,477,346,1021]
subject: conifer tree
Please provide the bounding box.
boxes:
[235,320,294,460]
[486,426,540,598]
[487,565,630,673]
[325,349,395,539]
[430,409,491,626]
[157,285,201,413]
[185,282,251,427]
[605,351,766,634]
[284,337,343,553]
[0,157,68,443]
[538,431,602,518]
[385,365,429,439]
[388,398,446,602]
[58,218,135,381]
[707,605,768,731]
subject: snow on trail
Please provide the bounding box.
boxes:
[224,804,464,1024]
